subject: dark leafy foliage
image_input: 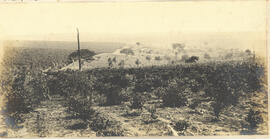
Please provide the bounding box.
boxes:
[65,97,95,121]
[130,93,145,109]
[246,109,263,129]
[2,45,265,134]
[185,56,199,63]
[91,114,124,136]
[173,120,189,131]
[161,81,188,107]
[67,49,96,64]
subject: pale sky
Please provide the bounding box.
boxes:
[0,1,267,38]
[0,1,268,58]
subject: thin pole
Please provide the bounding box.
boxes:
[77,28,82,71]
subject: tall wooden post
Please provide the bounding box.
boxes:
[77,28,82,71]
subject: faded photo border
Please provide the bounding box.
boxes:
[0,0,269,138]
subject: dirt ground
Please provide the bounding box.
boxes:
[1,89,268,137]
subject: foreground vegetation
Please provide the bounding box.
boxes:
[0,46,267,136]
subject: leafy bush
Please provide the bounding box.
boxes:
[246,109,263,129]
[130,93,145,109]
[91,114,124,136]
[245,49,252,55]
[66,97,95,121]
[133,80,152,93]
[204,62,264,118]
[153,87,166,99]
[162,81,188,107]
[94,72,130,105]
[135,59,141,66]
[173,120,189,131]
[3,69,49,119]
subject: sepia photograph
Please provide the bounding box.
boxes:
[0,0,268,137]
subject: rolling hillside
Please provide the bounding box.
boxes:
[62,43,252,70]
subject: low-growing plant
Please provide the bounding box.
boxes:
[162,81,188,107]
[173,120,189,131]
[66,97,95,121]
[96,128,124,136]
[245,108,263,130]
[130,93,145,109]
[91,114,124,136]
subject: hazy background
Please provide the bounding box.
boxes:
[0,1,268,57]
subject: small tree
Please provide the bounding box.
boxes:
[175,52,178,60]
[245,49,252,56]
[130,92,145,109]
[155,56,161,61]
[204,53,211,59]
[108,58,113,68]
[112,57,117,63]
[135,59,141,67]
[162,81,188,107]
[118,60,125,68]
[67,49,96,64]
[146,56,151,61]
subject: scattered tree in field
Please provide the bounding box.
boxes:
[155,56,161,61]
[204,53,211,59]
[118,60,125,68]
[175,52,178,60]
[146,56,151,61]
[185,56,199,63]
[120,48,134,55]
[112,57,117,63]
[245,49,252,56]
[108,58,113,68]
[135,59,141,67]
[68,49,96,64]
